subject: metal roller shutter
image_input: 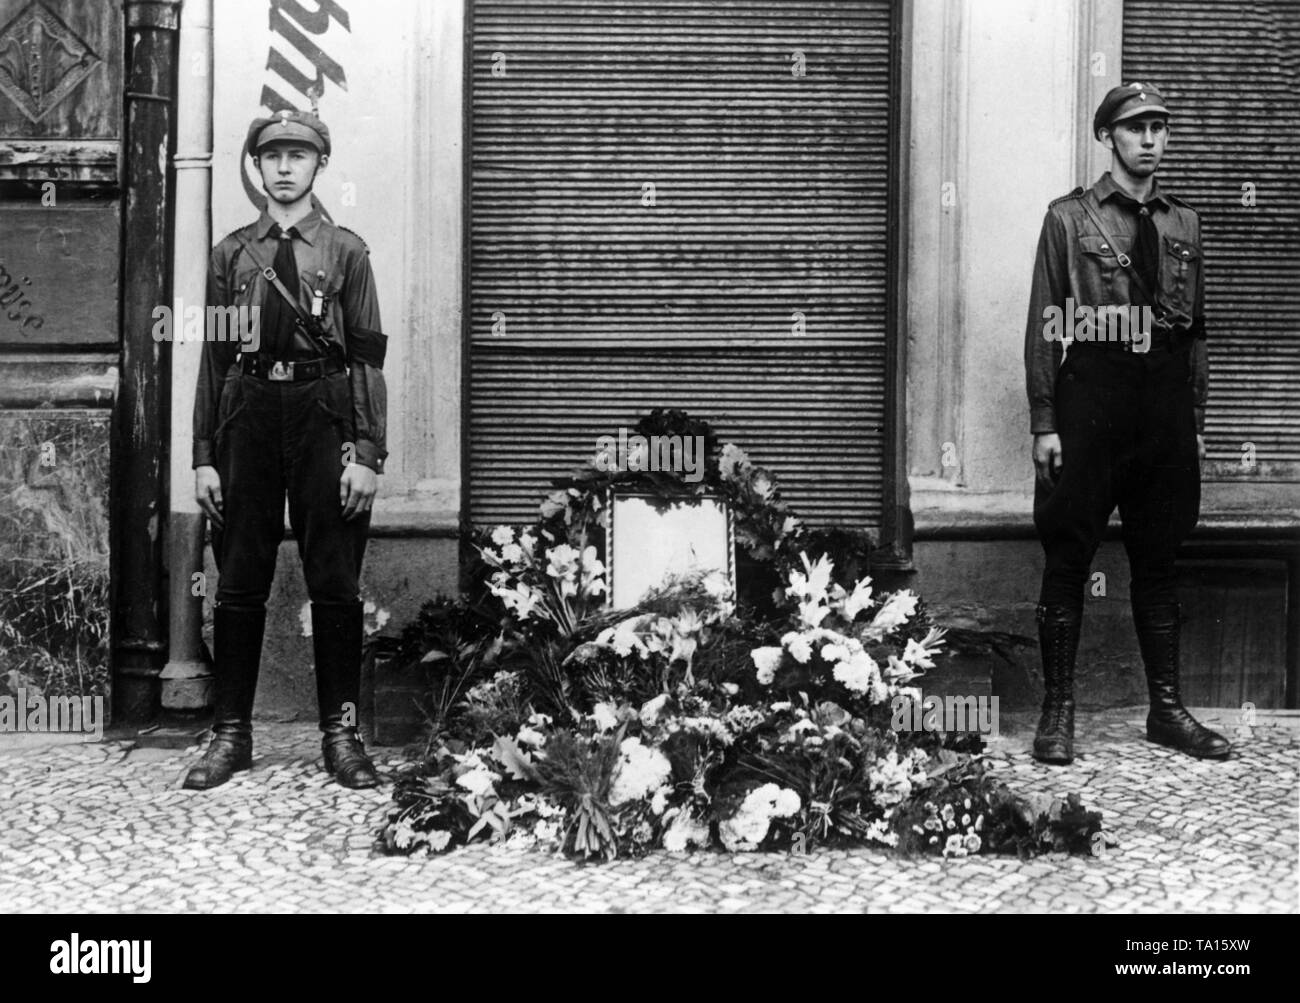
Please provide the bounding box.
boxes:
[1124,1,1300,479]
[467,0,897,527]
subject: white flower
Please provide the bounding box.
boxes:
[450,750,491,772]
[821,642,850,663]
[455,769,498,798]
[796,599,831,629]
[719,784,802,852]
[650,786,671,816]
[519,531,538,555]
[609,738,673,806]
[515,726,546,749]
[943,833,968,857]
[427,830,452,853]
[596,618,650,659]
[841,577,875,621]
[662,809,711,853]
[902,637,936,670]
[499,542,524,565]
[639,693,671,727]
[870,590,919,634]
[490,581,541,621]
[750,646,784,685]
[579,545,608,597]
[392,820,415,849]
[534,820,561,846]
[867,750,917,808]
[491,526,516,547]
[721,682,739,696]
[701,570,733,601]
[546,544,581,597]
[864,817,899,847]
[884,654,917,681]
[833,651,880,695]
[782,632,813,664]
[786,552,834,604]
[590,702,619,733]
[682,716,733,747]
[717,443,752,483]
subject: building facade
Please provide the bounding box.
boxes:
[2,0,1293,723]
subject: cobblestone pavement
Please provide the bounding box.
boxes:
[1,709,1295,914]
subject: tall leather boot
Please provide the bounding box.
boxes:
[312,600,379,789]
[184,605,265,789]
[1033,603,1080,764]
[1134,602,1231,759]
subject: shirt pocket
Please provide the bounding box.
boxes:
[1076,233,1128,304]
[231,262,261,304]
[1161,235,1201,317]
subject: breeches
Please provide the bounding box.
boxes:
[1034,343,1200,611]
[212,370,369,608]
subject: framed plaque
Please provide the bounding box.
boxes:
[607,492,735,610]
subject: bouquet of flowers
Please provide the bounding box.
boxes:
[378,417,1110,862]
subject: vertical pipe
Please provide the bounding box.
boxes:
[160,0,214,710]
[113,0,180,723]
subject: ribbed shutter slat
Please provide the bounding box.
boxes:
[1124,2,1300,473]
[468,0,894,527]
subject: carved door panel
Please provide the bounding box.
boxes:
[0,0,122,346]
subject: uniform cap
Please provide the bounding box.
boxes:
[1094,82,1170,138]
[245,109,331,158]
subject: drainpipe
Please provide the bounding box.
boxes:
[160,0,214,711]
[114,0,180,722]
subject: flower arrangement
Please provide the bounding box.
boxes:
[378,415,1111,861]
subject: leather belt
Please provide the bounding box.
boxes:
[1072,326,1192,354]
[239,353,343,382]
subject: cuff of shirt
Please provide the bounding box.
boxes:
[1030,406,1057,436]
[193,438,215,469]
[354,439,386,474]
[1194,406,1206,437]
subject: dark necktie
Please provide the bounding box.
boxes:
[1112,194,1161,307]
[263,224,300,357]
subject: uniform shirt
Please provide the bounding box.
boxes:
[192,207,389,473]
[1024,172,1209,436]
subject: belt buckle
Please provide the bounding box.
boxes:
[268,360,293,382]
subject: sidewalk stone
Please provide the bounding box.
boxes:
[0,709,1296,913]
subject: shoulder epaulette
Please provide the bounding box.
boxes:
[215,222,255,248]
[1049,186,1086,208]
[1166,192,1200,215]
[334,223,371,251]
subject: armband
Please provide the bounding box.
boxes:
[348,326,387,368]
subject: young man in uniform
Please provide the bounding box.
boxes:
[1024,83,1230,764]
[186,110,389,789]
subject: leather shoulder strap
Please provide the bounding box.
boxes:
[232,233,311,326]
